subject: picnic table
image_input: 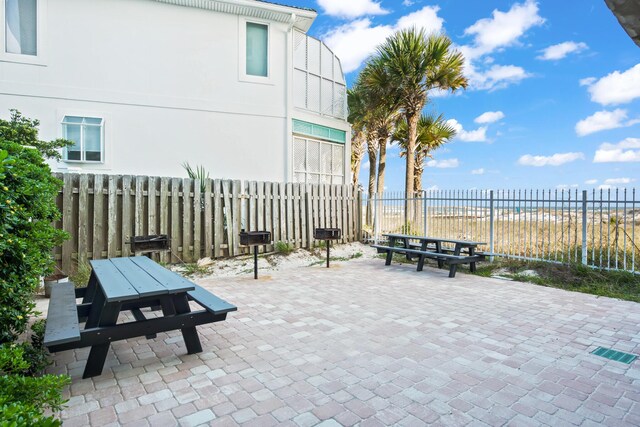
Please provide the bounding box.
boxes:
[372,233,488,278]
[44,256,237,378]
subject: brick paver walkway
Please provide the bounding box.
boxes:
[49,259,640,426]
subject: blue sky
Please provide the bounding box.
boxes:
[286,0,640,192]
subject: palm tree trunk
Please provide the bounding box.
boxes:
[366,141,378,226]
[414,151,425,192]
[376,136,387,195]
[404,112,419,224]
[351,132,365,186]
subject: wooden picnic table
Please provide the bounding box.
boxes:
[373,234,488,277]
[44,256,237,378]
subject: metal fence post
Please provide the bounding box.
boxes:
[373,192,379,244]
[422,190,427,236]
[489,190,495,262]
[582,190,588,265]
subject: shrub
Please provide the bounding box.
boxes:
[0,110,71,425]
[274,241,294,255]
[0,344,70,427]
[0,110,69,343]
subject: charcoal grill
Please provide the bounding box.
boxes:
[239,230,272,279]
[314,228,342,268]
[129,235,170,254]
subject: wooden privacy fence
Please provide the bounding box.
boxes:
[54,173,362,275]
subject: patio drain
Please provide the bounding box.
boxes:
[591,346,637,364]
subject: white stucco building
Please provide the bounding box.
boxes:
[0,0,350,184]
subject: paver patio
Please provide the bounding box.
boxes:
[47,258,640,426]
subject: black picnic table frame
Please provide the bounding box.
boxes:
[381,233,487,276]
[46,256,236,378]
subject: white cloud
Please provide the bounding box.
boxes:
[426,158,460,168]
[585,179,598,185]
[317,0,387,19]
[425,185,440,191]
[462,54,532,92]
[575,109,638,136]
[447,119,488,142]
[604,178,635,185]
[537,41,587,60]
[322,20,392,73]
[402,0,414,5]
[582,64,640,106]
[593,138,640,163]
[579,77,596,86]
[517,152,585,166]
[461,1,544,91]
[474,111,505,124]
[459,127,488,142]
[471,168,485,175]
[556,184,579,190]
[463,0,545,58]
[598,184,615,191]
[361,161,370,170]
[322,6,443,73]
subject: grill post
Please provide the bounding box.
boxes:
[254,246,258,279]
[326,241,330,268]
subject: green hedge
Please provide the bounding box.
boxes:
[0,110,71,426]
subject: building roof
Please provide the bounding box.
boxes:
[255,0,315,13]
[153,0,317,32]
[605,0,640,47]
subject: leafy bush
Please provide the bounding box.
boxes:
[0,110,71,425]
[0,344,70,427]
[274,241,294,255]
[0,110,69,343]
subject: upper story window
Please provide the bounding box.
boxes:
[62,116,104,163]
[246,22,268,77]
[5,0,37,56]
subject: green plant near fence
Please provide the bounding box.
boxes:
[0,110,70,425]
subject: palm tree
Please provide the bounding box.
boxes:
[366,28,467,217]
[347,87,367,186]
[393,113,457,191]
[359,59,401,196]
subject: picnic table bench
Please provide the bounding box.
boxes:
[372,233,489,278]
[44,256,236,378]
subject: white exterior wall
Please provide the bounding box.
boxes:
[0,0,301,181]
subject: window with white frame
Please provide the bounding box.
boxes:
[246,22,268,77]
[293,137,344,185]
[5,0,37,56]
[62,116,104,162]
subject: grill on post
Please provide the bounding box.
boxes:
[314,228,342,268]
[129,235,170,257]
[239,230,272,279]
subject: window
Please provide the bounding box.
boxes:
[62,116,104,162]
[246,22,268,77]
[293,137,344,185]
[5,0,37,56]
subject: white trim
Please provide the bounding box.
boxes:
[0,0,47,66]
[153,0,316,31]
[238,16,273,85]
